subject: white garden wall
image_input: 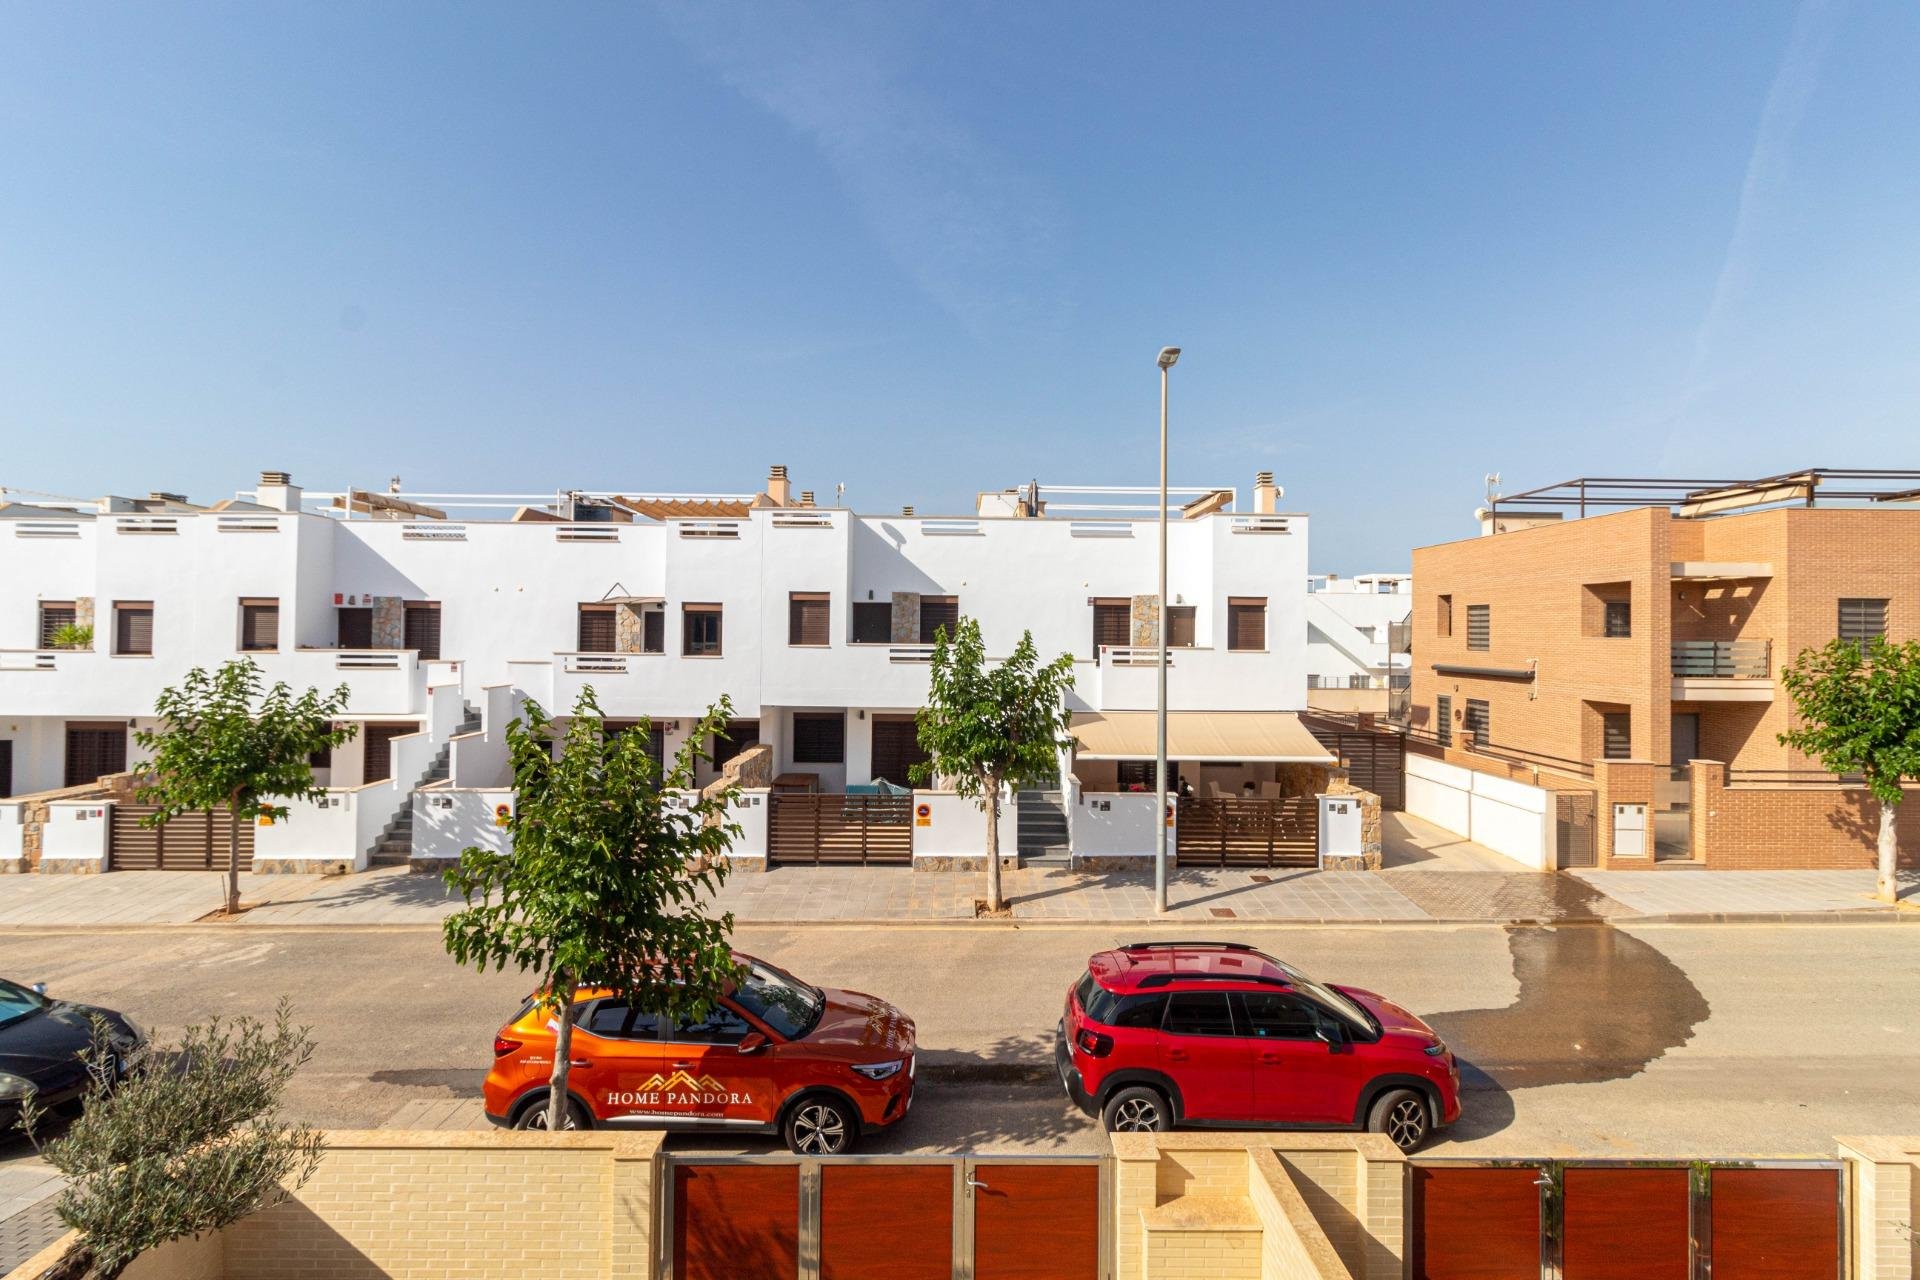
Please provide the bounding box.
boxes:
[1403,753,1552,871]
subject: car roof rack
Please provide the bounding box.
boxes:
[1135,972,1292,989]
[1117,941,1259,953]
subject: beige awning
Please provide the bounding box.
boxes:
[1070,711,1336,763]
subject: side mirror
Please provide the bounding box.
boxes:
[1315,1023,1342,1050]
[30,983,47,996]
[737,1032,768,1055]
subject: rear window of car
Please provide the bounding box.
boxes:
[1076,972,1166,1029]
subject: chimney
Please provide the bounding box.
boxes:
[1253,470,1280,515]
[799,491,816,507]
[902,505,916,517]
[766,464,792,507]
[256,470,302,513]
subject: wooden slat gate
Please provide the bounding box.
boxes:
[665,1155,1109,1280]
[1411,1159,1842,1279]
[109,803,256,871]
[769,794,914,866]
[1303,721,1405,810]
[1175,797,1318,868]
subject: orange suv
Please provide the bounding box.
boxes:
[483,954,916,1154]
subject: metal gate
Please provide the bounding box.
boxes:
[109,804,256,871]
[664,1155,1109,1280]
[1411,1159,1842,1279]
[1554,792,1597,869]
[1175,797,1318,867]
[769,794,914,866]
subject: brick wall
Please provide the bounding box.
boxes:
[1692,761,1920,870]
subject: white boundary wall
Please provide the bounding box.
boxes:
[911,789,1016,861]
[1404,753,1553,871]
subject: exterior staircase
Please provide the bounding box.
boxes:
[369,702,482,867]
[1016,789,1071,866]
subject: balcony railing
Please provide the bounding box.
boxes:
[1307,674,1381,690]
[1670,639,1770,679]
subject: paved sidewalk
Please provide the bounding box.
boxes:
[0,870,331,926]
[1574,868,1920,918]
[0,1158,63,1276]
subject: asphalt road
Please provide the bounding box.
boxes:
[2,921,1916,1165]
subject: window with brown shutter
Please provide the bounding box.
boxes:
[1602,711,1631,759]
[1466,604,1491,651]
[1091,599,1131,652]
[789,593,830,647]
[1464,699,1491,747]
[577,604,616,653]
[684,604,723,656]
[337,607,373,649]
[919,596,959,644]
[1436,695,1452,747]
[1839,598,1888,643]
[851,602,891,643]
[37,603,76,648]
[641,609,665,653]
[239,599,279,651]
[1227,597,1267,651]
[792,712,845,764]
[114,602,153,656]
[64,723,127,787]
[404,602,442,660]
[1167,606,1196,648]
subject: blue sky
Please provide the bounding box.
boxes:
[2,1,1916,570]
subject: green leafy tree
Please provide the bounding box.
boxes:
[911,617,1076,913]
[20,1002,322,1280]
[1779,635,1920,903]
[135,661,356,915]
[442,689,742,1131]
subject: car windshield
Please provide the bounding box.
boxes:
[1292,975,1378,1036]
[729,961,824,1041]
[0,979,47,1026]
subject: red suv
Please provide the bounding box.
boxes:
[484,954,916,1154]
[1055,941,1460,1150]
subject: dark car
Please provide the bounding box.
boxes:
[1056,941,1460,1151]
[0,978,146,1132]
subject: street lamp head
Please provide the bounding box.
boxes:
[1157,347,1181,370]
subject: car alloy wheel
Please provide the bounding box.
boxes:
[1112,1096,1162,1132]
[516,1100,581,1131]
[792,1102,849,1154]
[1384,1097,1427,1150]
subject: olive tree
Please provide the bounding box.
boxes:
[442,689,742,1131]
[911,617,1076,914]
[1779,635,1920,902]
[20,1003,322,1280]
[135,661,356,915]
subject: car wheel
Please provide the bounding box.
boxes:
[785,1095,857,1155]
[1101,1086,1171,1134]
[1367,1089,1430,1152]
[513,1095,589,1131]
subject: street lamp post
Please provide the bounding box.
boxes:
[1154,346,1180,915]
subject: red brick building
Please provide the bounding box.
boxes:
[1409,470,1920,871]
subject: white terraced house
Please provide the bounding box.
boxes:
[1305,572,1413,720]
[0,466,1366,876]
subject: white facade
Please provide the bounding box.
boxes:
[1,471,1315,818]
[1304,571,1411,713]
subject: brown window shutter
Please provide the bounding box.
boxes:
[1228,598,1266,651]
[1602,712,1631,759]
[792,713,846,764]
[577,605,616,653]
[1091,600,1130,651]
[919,596,960,644]
[789,593,830,646]
[240,600,279,651]
[404,602,442,660]
[1838,598,1888,642]
[1166,606,1196,647]
[1466,605,1491,651]
[115,604,154,656]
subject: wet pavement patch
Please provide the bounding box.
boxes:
[1428,925,1711,1093]
[1380,870,1634,921]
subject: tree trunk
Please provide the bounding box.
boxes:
[983,783,1003,914]
[547,974,574,1131]
[1876,798,1899,904]
[224,793,243,915]
[37,1244,95,1280]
